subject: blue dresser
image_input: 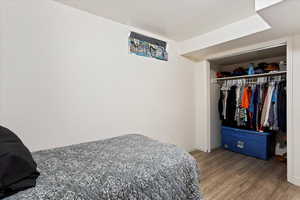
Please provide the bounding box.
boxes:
[221,126,271,160]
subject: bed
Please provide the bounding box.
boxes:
[6,134,202,200]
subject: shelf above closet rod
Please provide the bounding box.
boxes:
[214,71,287,82]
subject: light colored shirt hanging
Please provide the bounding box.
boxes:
[262,83,275,128]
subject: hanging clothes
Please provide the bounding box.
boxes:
[262,82,275,129]
[218,90,225,120]
[218,78,286,133]
[225,86,237,127]
[249,85,257,129]
[242,86,252,109]
[268,83,279,130]
[278,81,287,132]
[249,85,256,113]
[241,86,253,128]
[220,84,230,121]
[257,83,269,131]
[248,86,255,129]
[234,86,242,125]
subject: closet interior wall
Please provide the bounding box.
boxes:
[209,47,287,150]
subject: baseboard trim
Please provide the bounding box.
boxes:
[189,148,206,153]
[288,175,300,186]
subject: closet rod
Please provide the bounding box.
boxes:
[213,71,287,83]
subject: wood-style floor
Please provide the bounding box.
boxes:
[190,149,300,200]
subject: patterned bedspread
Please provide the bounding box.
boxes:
[6,134,202,200]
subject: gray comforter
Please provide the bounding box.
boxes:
[6,134,202,200]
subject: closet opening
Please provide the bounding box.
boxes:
[207,44,288,177]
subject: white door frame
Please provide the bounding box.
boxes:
[202,37,294,183]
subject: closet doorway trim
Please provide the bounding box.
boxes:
[203,37,294,185]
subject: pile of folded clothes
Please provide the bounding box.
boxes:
[216,61,286,78]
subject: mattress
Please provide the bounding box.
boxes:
[6,134,202,200]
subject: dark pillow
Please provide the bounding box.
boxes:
[0,126,40,198]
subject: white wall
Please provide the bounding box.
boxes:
[290,34,300,185]
[194,61,210,151]
[0,0,196,152]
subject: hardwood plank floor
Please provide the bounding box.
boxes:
[190,149,300,200]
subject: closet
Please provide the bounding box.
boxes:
[209,45,287,162]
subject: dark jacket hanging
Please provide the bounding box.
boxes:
[278,81,287,132]
[225,86,237,127]
[218,90,225,120]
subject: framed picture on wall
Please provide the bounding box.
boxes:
[129,32,168,61]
